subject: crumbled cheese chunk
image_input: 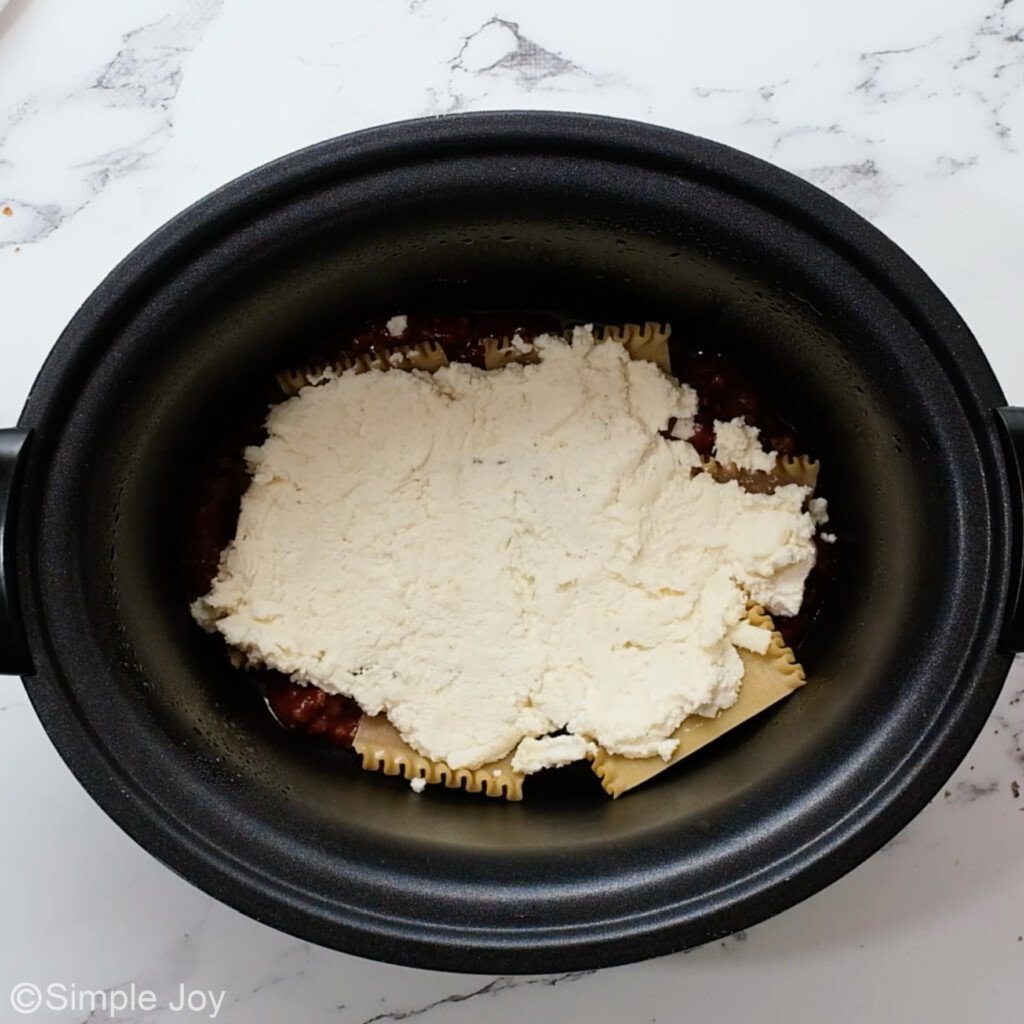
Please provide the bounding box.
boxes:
[728,620,773,655]
[194,328,817,773]
[511,734,598,774]
[820,531,837,544]
[713,417,777,473]
[511,333,533,353]
[409,776,426,793]
[808,496,829,525]
[385,314,408,338]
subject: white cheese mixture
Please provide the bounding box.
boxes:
[808,496,829,524]
[511,734,598,774]
[713,417,777,472]
[385,314,408,338]
[193,327,818,773]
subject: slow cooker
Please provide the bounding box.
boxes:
[2,112,1022,972]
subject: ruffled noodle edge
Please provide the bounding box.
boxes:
[275,322,673,396]
[351,714,525,801]
[590,605,806,797]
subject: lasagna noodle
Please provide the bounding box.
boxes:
[586,446,818,797]
[275,322,672,396]
[590,605,806,797]
[276,340,450,395]
[349,604,802,802]
[702,454,820,492]
[590,321,672,372]
[352,714,525,800]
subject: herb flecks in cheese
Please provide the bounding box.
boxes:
[193,329,818,773]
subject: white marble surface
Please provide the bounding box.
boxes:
[2,0,1024,1020]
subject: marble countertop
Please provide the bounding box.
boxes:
[2,0,1023,1020]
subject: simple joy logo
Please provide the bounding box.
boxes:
[9,982,226,1018]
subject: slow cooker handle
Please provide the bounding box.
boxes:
[0,428,31,675]
[997,407,1024,652]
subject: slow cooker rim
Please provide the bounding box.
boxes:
[19,110,1009,434]
[10,111,1017,972]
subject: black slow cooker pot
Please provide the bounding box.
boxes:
[2,112,1023,973]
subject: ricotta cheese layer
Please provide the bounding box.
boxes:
[193,328,818,772]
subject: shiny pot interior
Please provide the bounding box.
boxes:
[13,113,1016,972]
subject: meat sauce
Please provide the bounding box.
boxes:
[184,314,832,748]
